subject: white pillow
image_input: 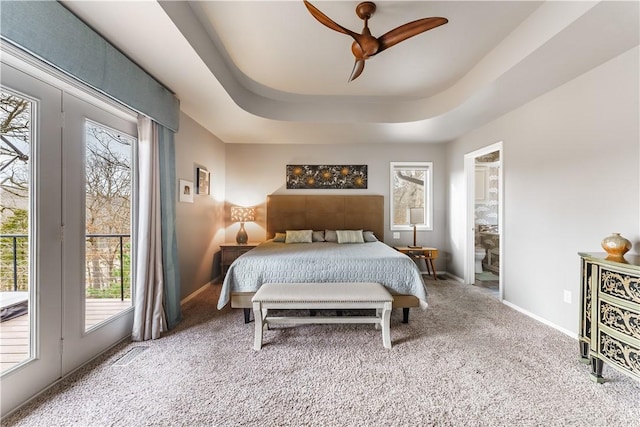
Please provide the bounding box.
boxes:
[336,229,364,244]
[285,229,313,243]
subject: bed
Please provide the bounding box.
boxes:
[217,195,427,322]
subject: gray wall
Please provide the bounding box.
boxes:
[174,47,638,337]
[445,46,639,334]
[174,112,226,299]
[224,143,448,270]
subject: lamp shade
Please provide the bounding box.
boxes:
[231,207,255,223]
[409,207,424,225]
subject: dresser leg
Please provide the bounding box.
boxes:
[590,357,605,383]
[579,341,590,364]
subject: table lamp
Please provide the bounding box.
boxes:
[409,207,424,248]
[231,207,255,244]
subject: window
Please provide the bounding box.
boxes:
[390,162,433,230]
[84,120,135,330]
[1,88,34,372]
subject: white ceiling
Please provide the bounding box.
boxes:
[62,1,639,145]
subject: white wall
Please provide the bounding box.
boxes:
[445,46,640,334]
[174,112,226,298]
[225,143,448,270]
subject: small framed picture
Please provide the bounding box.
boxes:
[179,179,194,203]
[197,167,210,195]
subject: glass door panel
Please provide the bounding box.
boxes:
[0,61,63,416]
[61,93,135,375]
[0,88,33,372]
[84,120,134,330]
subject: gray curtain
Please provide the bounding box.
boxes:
[158,123,182,330]
[133,116,181,341]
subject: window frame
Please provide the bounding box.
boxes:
[389,161,433,231]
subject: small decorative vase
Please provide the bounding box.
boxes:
[236,222,248,244]
[601,233,632,259]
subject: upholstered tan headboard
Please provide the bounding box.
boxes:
[266,195,384,241]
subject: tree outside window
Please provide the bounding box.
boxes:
[0,90,32,291]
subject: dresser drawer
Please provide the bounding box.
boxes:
[599,299,640,341]
[599,267,640,304]
[598,330,640,380]
[223,248,245,264]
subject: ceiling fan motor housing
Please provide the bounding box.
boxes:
[356,2,377,20]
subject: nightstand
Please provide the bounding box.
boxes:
[394,246,439,280]
[220,243,259,279]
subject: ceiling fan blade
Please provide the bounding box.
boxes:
[303,0,359,39]
[377,17,448,53]
[348,59,366,82]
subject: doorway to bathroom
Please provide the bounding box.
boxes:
[464,142,503,299]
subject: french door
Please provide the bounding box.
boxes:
[61,92,136,374]
[1,59,136,415]
[0,61,64,416]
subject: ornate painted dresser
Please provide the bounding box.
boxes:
[579,252,640,383]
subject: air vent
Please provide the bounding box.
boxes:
[111,346,148,366]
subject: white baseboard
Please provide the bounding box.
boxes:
[502,300,578,339]
[444,272,464,283]
[180,280,215,306]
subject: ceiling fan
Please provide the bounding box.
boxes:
[303,1,448,82]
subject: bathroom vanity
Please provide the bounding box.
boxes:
[578,252,640,383]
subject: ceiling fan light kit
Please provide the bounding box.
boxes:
[303,0,448,82]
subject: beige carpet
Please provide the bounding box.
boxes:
[3,280,639,426]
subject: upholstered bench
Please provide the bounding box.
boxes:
[251,282,393,350]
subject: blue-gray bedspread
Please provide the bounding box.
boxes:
[217,241,427,310]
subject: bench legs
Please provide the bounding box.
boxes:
[253,302,266,350]
[253,303,393,350]
[381,303,392,349]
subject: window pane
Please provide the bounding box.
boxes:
[85,120,134,330]
[390,162,432,230]
[0,89,33,371]
[393,169,425,225]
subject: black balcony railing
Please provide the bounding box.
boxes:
[0,233,131,300]
[0,233,27,292]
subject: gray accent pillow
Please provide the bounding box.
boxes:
[312,230,325,242]
[363,231,378,242]
[273,232,286,242]
[324,229,338,242]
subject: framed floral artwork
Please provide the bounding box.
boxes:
[286,165,367,189]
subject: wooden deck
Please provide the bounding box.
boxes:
[0,298,131,373]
